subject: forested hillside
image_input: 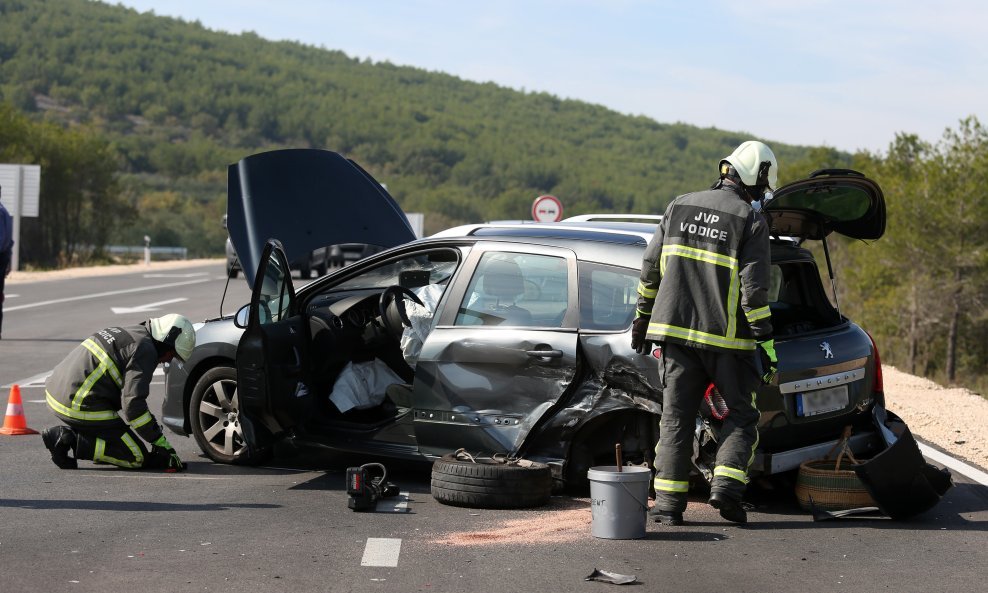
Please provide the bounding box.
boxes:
[0,0,806,263]
[1,0,986,396]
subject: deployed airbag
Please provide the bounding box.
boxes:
[330,360,403,413]
[400,283,444,367]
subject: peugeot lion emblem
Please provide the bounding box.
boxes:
[820,341,834,359]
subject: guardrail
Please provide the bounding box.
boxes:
[106,245,188,260]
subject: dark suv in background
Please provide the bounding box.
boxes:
[224,214,335,279]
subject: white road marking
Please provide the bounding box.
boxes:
[111,297,187,314]
[143,273,210,278]
[4,278,210,312]
[919,442,988,486]
[361,538,401,567]
[3,371,52,388]
[374,492,410,513]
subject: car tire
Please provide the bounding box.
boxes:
[227,265,238,278]
[190,366,253,464]
[431,453,552,509]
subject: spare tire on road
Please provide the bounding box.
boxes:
[431,451,552,509]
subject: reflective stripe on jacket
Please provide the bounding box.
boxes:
[636,182,773,353]
[45,324,165,443]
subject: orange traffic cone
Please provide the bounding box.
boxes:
[0,384,39,435]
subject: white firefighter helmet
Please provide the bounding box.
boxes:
[721,140,778,191]
[149,313,196,362]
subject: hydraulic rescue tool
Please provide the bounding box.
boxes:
[346,462,400,511]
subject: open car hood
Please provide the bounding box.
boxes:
[227,148,416,285]
[764,169,886,241]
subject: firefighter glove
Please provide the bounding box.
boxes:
[757,339,778,383]
[631,315,651,354]
[152,435,186,472]
[165,449,186,472]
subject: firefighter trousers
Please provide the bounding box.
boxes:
[59,417,167,469]
[653,342,761,513]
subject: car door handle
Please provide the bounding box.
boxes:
[526,349,563,359]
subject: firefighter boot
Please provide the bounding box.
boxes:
[648,507,685,526]
[42,426,79,469]
[709,492,747,524]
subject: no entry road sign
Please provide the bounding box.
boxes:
[532,195,563,222]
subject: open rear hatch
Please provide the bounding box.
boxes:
[764,168,886,241]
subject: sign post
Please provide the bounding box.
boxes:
[0,164,41,272]
[531,195,563,222]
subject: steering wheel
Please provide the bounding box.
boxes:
[379,285,425,338]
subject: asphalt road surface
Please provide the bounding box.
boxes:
[1,262,986,593]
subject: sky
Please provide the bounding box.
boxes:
[109,0,987,154]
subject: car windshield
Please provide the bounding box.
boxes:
[331,248,460,291]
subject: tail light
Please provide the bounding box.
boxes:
[866,331,884,398]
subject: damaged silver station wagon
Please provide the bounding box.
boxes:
[162,149,892,494]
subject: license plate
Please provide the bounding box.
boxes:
[796,385,849,417]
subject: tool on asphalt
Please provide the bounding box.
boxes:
[346,462,399,511]
[0,384,38,435]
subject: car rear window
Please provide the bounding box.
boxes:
[578,262,637,331]
[769,261,842,335]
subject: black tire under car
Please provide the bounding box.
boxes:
[430,453,552,509]
[190,366,253,464]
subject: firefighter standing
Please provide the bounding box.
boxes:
[42,314,196,471]
[634,141,779,525]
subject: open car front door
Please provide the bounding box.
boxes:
[235,239,307,459]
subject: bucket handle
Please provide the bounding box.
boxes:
[620,481,650,512]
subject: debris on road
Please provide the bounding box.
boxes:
[584,568,637,585]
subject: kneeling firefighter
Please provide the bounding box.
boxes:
[42,314,196,471]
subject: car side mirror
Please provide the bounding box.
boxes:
[234,304,250,329]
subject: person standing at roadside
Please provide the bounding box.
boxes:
[42,314,196,471]
[633,141,779,525]
[0,185,13,339]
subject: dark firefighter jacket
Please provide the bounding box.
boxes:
[45,323,166,443]
[636,181,773,353]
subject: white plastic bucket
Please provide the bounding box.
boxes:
[587,465,651,539]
